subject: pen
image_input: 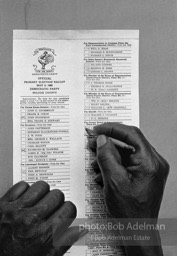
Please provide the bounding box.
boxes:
[85,128,135,153]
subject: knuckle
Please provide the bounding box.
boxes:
[38,227,52,245]
[22,216,33,226]
[0,206,16,223]
[22,212,39,226]
[156,153,170,178]
[166,162,170,175]
[130,125,140,135]
[162,159,170,177]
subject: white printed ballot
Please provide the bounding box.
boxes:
[13,30,139,255]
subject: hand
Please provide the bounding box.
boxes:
[90,123,169,256]
[91,122,169,219]
[0,181,85,256]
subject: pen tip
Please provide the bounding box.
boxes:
[85,127,92,133]
[85,128,96,137]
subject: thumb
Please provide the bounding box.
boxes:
[96,135,128,183]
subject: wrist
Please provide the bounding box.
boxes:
[124,245,163,256]
[114,219,164,256]
[123,230,163,256]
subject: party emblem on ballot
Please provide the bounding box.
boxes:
[33,47,56,73]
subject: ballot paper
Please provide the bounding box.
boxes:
[13,30,139,255]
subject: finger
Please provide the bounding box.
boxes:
[32,189,65,219]
[49,201,77,235]
[48,227,87,255]
[97,135,122,164]
[53,226,87,250]
[94,122,146,149]
[18,181,50,207]
[96,135,128,182]
[1,181,29,201]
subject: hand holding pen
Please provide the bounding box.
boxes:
[87,122,169,256]
[86,127,135,153]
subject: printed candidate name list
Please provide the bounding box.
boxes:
[13,30,139,256]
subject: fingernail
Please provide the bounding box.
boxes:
[97,135,107,148]
[79,229,89,239]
